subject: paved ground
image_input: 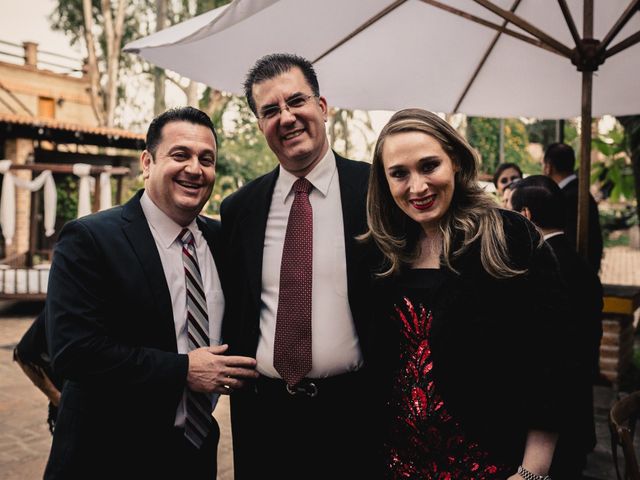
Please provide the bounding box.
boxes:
[2,245,640,479]
[0,304,235,480]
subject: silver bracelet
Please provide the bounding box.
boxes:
[517,465,551,480]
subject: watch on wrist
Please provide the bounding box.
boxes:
[517,465,551,480]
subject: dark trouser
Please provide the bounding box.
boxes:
[166,421,220,479]
[231,371,381,480]
[45,419,220,480]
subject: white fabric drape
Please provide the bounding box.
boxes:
[72,163,92,218]
[0,159,57,246]
[73,163,113,215]
[99,167,112,211]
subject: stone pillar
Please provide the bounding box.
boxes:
[600,284,640,385]
[3,139,34,258]
[23,42,38,68]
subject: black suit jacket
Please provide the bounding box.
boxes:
[219,153,374,475]
[44,191,223,479]
[220,153,373,360]
[561,177,603,273]
[546,233,603,457]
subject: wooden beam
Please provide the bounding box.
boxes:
[313,0,407,63]
[473,0,574,57]
[454,0,522,112]
[8,163,130,175]
[419,0,567,57]
[605,29,640,58]
[557,0,583,53]
[597,0,640,55]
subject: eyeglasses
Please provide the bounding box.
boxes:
[257,94,318,120]
[499,175,521,185]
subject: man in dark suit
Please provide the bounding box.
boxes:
[511,175,603,479]
[220,53,376,479]
[44,107,258,480]
[543,142,603,273]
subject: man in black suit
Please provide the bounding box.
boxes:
[220,53,376,479]
[44,107,258,480]
[543,142,603,273]
[511,175,603,479]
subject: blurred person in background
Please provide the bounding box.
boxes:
[510,175,603,479]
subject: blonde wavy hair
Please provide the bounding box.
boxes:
[365,108,526,278]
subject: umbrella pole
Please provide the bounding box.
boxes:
[577,70,592,261]
[576,0,594,263]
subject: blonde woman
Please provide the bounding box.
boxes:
[366,109,569,480]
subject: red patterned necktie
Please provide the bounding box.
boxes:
[273,177,313,387]
[179,228,213,449]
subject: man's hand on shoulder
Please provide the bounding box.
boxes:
[187,344,258,394]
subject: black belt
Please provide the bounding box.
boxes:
[255,370,365,398]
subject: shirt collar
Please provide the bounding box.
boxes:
[140,191,200,248]
[278,148,336,203]
[558,173,577,189]
[543,231,564,241]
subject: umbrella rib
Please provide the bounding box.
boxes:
[557,0,584,54]
[453,0,522,113]
[420,0,566,57]
[605,29,640,58]
[597,0,640,57]
[473,0,573,57]
[312,0,407,64]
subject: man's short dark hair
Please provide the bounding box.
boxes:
[511,174,566,230]
[544,142,575,174]
[243,53,320,115]
[145,106,217,156]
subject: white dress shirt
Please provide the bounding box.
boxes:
[140,192,224,427]
[257,149,364,379]
[558,173,577,189]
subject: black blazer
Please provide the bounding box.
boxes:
[219,153,373,360]
[373,210,571,469]
[546,233,603,456]
[44,191,223,479]
[561,177,603,273]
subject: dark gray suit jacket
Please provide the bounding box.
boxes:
[44,190,223,479]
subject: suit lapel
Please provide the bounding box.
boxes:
[335,155,368,299]
[122,193,177,351]
[239,169,279,305]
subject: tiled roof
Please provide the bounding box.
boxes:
[0,113,145,149]
[0,112,144,139]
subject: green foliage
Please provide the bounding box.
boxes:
[466,117,535,175]
[50,0,146,70]
[591,123,634,202]
[55,175,79,226]
[207,97,277,215]
[526,119,558,147]
[328,109,375,161]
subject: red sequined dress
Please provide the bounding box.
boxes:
[385,269,509,479]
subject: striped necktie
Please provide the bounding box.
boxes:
[179,228,213,449]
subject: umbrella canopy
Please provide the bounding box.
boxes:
[125,0,639,118]
[124,0,640,259]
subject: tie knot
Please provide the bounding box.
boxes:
[293,177,312,195]
[178,228,194,247]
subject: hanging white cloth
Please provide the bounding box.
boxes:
[72,163,93,218]
[99,167,112,211]
[0,159,57,246]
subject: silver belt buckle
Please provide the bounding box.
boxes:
[286,381,318,397]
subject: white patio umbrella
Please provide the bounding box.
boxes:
[124,0,640,259]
